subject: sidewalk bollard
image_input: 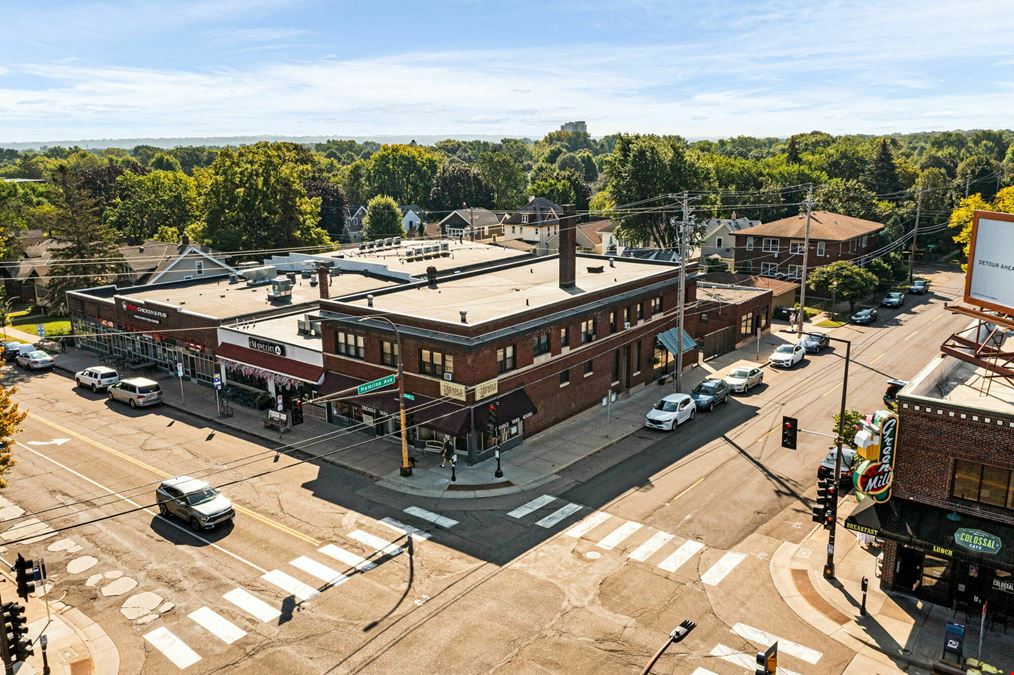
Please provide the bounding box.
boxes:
[494,448,503,479]
[451,455,457,483]
[41,634,51,675]
[860,576,868,616]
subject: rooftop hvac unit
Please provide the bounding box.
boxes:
[394,237,402,245]
[241,265,278,285]
[297,319,310,335]
[266,277,293,302]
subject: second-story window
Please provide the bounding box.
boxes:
[762,238,779,253]
[337,331,365,359]
[496,345,516,374]
[636,302,644,321]
[533,332,550,356]
[651,296,662,314]
[746,236,754,251]
[609,311,617,333]
[521,213,529,224]
[420,349,453,377]
[560,326,570,348]
[789,240,804,254]
[817,241,826,257]
[381,340,399,367]
[581,319,596,343]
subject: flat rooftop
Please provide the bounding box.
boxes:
[903,333,1013,416]
[698,284,769,305]
[343,256,676,325]
[319,239,529,276]
[108,273,397,319]
[227,312,322,350]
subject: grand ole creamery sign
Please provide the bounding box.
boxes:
[853,412,898,502]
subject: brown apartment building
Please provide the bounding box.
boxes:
[732,211,885,280]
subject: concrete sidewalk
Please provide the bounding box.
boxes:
[771,495,1014,675]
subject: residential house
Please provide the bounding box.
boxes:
[400,205,425,234]
[0,232,63,304]
[731,211,885,280]
[700,217,760,270]
[344,205,366,242]
[437,208,506,239]
[546,219,614,255]
[501,197,563,254]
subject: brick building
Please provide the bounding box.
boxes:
[732,211,884,279]
[846,342,1014,621]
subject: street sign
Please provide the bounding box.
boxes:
[357,374,396,395]
[36,324,45,338]
[403,393,416,401]
[276,394,284,412]
[213,375,222,390]
[176,362,184,377]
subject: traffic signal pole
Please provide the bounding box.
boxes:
[824,335,851,580]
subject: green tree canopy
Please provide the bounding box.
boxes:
[477,151,527,209]
[429,163,493,212]
[366,144,441,206]
[363,195,404,240]
[148,151,183,172]
[106,170,200,244]
[0,382,27,488]
[304,178,346,240]
[806,260,878,312]
[865,138,903,196]
[813,178,879,221]
[956,154,1001,202]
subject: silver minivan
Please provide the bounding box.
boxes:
[108,377,162,408]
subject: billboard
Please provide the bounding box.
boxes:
[964,211,1014,314]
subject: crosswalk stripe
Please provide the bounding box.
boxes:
[223,588,280,623]
[349,529,403,556]
[596,520,643,550]
[404,506,458,529]
[657,540,705,572]
[262,569,319,602]
[144,626,201,669]
[629,531,675,562]
[379,517,432,540]
[710,643,800,675]
[536,503,583,528]
[290,556,347,588]
[562,510,609,536]
[700,551,746,586]
[507,494,556,519]
[2,517,56,543]
[690,669,718,675]
[188,606,246,645]
[318,544,377,572]
[731,623,822,664]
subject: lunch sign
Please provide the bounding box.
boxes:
[853,412,898,502]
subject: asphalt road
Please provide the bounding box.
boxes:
[0,267,969,674]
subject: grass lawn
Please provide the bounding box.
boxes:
[815,319,847,328]
[10,315,71,336]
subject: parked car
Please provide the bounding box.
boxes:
[16,349,55,370]
[909,279,929,294]
[881,291,905,308]
[883,378,908,409]
[850,307,878,325]
[108,377,162,408]
[2,341,23,362]
[75,366,120,392]
[773,305,794,320]
[689,378,730,412]
[817,446,859,482]
[645,393,696,431]
[799,332,830,353]
[725,366,763,393]
[769,343,806,368]
[155,476,235,531]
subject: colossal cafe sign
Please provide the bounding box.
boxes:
[854,412,898,502]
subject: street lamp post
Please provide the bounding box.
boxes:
[359,316,412,477]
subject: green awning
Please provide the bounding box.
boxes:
[657,328,696,357]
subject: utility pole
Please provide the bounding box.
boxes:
[795,185,814,335]
[469,204,475,241]
[674,192,690,392]
[965,175,971,197]
[908,189,922,284]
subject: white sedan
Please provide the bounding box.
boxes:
[768,343,806,368]
[645,393,696,431]
[16,349,55,370]
[725,366,764,393]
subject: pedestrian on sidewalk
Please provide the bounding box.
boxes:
[440,435,454,467]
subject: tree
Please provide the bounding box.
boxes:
[366,144,441,206]
[866,257,895,292]
[105,170,200,244]
[196,143,330,252]
[832,409,864,449]
[806,260,878,312]
[0,291,12,341]
[338,159,372,206]
[0,382,27,488]
[77,160,145,212]
[528,165,575,207]
[813,178,879,220]
[363,195,404,240]
[148,152,183,172]
[785,136,802,164]
[947,186,1014,268]
[428,163,493,212]
[0,182,31,261]
[811,139,870,182]
[956,154,1001,202]
[865,138,902,196]
[477,151,527,209]
[43,166,123,312]
[304,178,346,239]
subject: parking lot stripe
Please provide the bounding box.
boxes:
[223,588,280,623]
[562,510,609,537]
[348,530,403,556]
[290,556,347,588]
[700,551,746,586]
[731,623,822,664]
[379,517,432,540]
[507,495,556,519]
[595,521,643,550]
[262,569,319,602]
[536,503,584,528]
[144,626,201,669]
[629,531,675,562]
[657,540,705,573]
[404,506,458,529]
[188,606,246,645]
[318,544,377,572]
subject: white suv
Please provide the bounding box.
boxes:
[75,366,120,392]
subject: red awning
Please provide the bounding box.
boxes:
[216,342,324,384]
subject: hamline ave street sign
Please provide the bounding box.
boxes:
[357,374,397,395]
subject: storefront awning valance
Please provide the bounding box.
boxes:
[475,388,537,430]
[216,342,324,384]
[846,498,1014,571]
[657,328,696,357]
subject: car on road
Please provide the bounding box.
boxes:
[2,341,23,362]
[768,343,805,368]
[108,377,162,408]
[773,305,794,320]
[15,349,55,370]
[645,393,696,431]
[883,378,908,409]
[881,291,905,308]
[909,279,929,294]
[850,307,878,325]
[75,366,120,392]
[725,366,763,393]
[155,476,235,531]
[689,378,730,412]
[817,446,859,483]
[799,332,830,353]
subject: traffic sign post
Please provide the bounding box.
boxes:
[36,325,45,339]
[357,374,397,395]
[176,362,185,404]
[213,375,222,413]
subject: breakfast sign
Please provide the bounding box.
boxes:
[853,412,898,502]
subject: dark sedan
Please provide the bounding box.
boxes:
[851,307,878,325]
[689,378,730,412]
[909,279,929,294]
[799,332,830,353]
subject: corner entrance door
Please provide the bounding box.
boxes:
[894,546,924,593]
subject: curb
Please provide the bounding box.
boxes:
[62,607,120,675]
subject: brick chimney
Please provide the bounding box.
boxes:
[426,265,438,289]
[559,203,576,289]
[317,263,330,299]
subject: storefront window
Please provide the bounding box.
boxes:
[952,459,1014,510]
[953,460,981,500]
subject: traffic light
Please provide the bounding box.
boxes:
[14,554,34,600]
[812,477,838,530]
[754,642,777,675]
[2,601,32,662]
[291,399,304,425]
[781,416,798,449]
[486,401,499,435]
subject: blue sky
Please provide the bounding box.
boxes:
[2,0,1013,142]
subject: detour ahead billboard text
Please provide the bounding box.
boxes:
[965,210,1014,314]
